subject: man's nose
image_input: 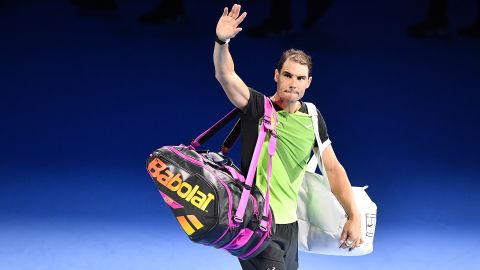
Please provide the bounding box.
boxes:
[289,78,297,88]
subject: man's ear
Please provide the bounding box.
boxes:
[306,76,312,88]
[274,69,279,82]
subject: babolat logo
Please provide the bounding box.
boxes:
[176,215,204,236]
[148,157,215,212]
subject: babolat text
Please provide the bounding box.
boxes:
[148,158,215,212]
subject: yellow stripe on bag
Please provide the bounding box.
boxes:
[176,216,195,235]
[186,215,204,230]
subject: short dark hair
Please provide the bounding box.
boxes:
[277,48,313,76]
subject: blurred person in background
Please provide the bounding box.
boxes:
[246,0,335,37]
[71,0,186,24]
[408,0,480,37]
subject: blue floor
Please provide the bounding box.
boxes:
[2,168,479,269]
[1,218,478,270]
[1,0,480,269]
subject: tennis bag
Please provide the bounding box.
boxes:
[146,97,277,260]
[297,103,377,256]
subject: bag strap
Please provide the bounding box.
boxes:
[305,102,332,189]
[234,97,277,231]
[220,119,241,154]
[190,108,240,149]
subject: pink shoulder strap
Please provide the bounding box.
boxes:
[234,97,277,232]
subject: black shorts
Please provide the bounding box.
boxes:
[239,222,299,270]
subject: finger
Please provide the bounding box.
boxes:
[351,241,361,251]
[236,11,247,25]
[235,4,242,18]
[345,238,354,252]
[228,4,237,17]
[350,237,362,249]
[232,4,240,18]
[352,240,360,249]
[354,238,363,248]
[232,27,243,37]
[342,240,353,250]
[339,230,348,247]
[222,7,228,17]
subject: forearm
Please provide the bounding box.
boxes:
[213,42,235,81]
[327,164,360,220]
[212,40,249,110]
[213,4,249,109]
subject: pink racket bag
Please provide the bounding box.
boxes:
[146,97,277,259]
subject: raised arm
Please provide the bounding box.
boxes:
[214,4,250,111]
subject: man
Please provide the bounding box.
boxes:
[214,4,362,270]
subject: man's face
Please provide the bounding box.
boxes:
[274,59,312,103]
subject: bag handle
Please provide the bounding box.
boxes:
[220,119,241,154]
[190,108,240,149]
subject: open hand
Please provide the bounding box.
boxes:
[216,4,247,41]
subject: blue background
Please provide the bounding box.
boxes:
[1,0,479,269]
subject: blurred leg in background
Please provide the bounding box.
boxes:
[303,0,335,29]
[246,0,335,37]
[71,0,186,25]
[459,0,480,37]
[407,0,449,37]
[139,0,186,25]
[71,0,118,11]
[246,0,293,37]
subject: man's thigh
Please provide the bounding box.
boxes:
[238,239,286,270]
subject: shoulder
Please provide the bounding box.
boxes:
[300,102,325,119]
[248,87,264,101]
[241,86,265,118]
[300,101,330,143]
[299,101,321,116]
